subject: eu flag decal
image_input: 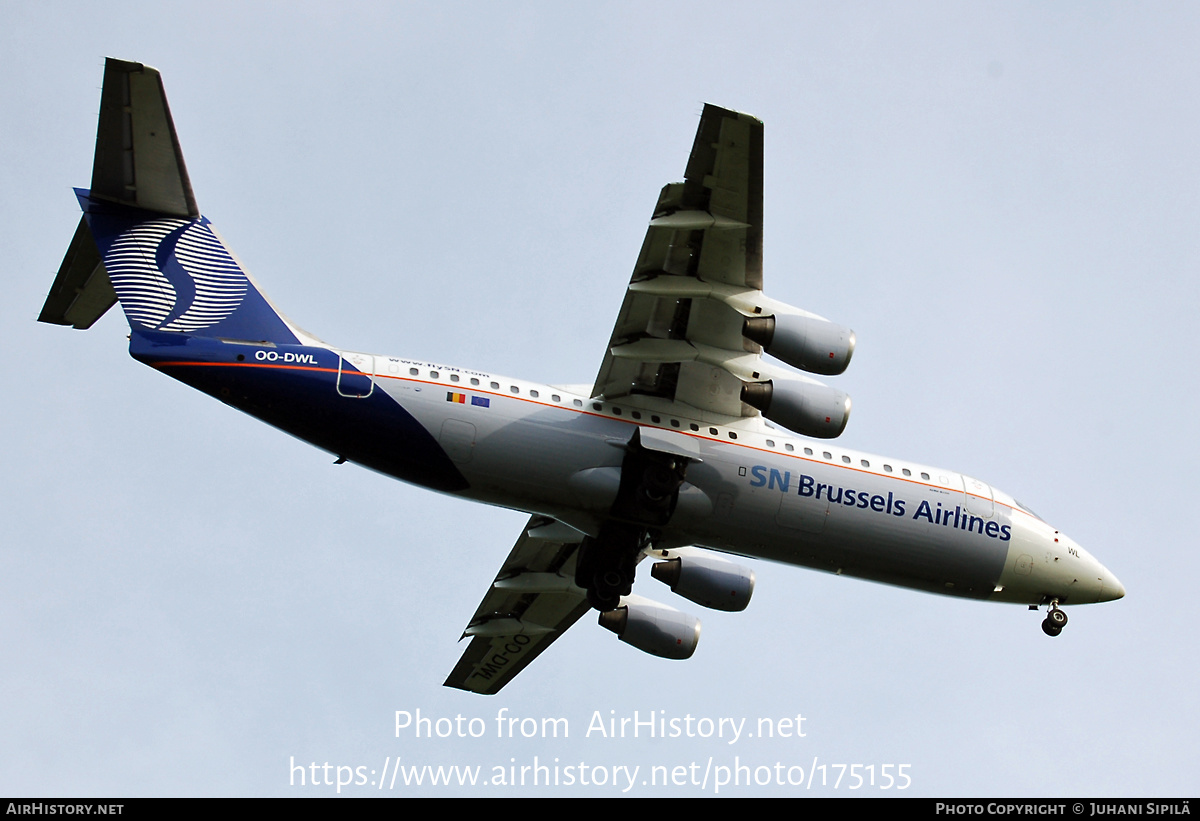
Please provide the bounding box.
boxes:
[446,392,489,408]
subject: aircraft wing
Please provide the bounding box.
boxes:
[590,104,766,418]
[448,107,770,694]
[444,515,590,694]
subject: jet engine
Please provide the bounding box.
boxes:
[743,314,856,376]
[597,598,700,660]
[650,550,755,612]
[740,377,851,439]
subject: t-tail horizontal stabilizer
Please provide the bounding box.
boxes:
[39,59,308,347]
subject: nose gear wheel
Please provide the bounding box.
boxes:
[1041,602,1067,637]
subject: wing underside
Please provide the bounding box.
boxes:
[447,106,776,694]
[444,516,589,695]
[591,104,768,420]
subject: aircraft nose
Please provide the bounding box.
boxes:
[1098,570,1126,602]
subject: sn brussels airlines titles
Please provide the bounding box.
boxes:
[748,466,1012,541]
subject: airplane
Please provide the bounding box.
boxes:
[39,59,1125,695]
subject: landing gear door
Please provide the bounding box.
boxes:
[637,426,702,462]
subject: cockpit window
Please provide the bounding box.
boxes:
[1015,500,1045,521]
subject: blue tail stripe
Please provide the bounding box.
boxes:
[128,331,469,493]
[80,190,299,345]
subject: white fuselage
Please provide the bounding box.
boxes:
[351,350,1123,609]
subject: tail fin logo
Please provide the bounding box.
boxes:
[104,217,249,333]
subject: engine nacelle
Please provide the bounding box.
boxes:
[598,599,700,660]
[744,314,856,376]
[740,377,851,439]
[650,551,755,612]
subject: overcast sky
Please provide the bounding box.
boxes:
[2,1,1197,797]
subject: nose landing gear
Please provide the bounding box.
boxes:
[1041,602,1068,636]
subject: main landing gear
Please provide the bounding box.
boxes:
[1041,602,1068,637]
[574,430,690,613]
[576,522,646,612]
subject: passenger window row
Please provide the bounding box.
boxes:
[405,366,933,480]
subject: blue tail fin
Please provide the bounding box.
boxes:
[80,193,302,344]
[39,58,304,347]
